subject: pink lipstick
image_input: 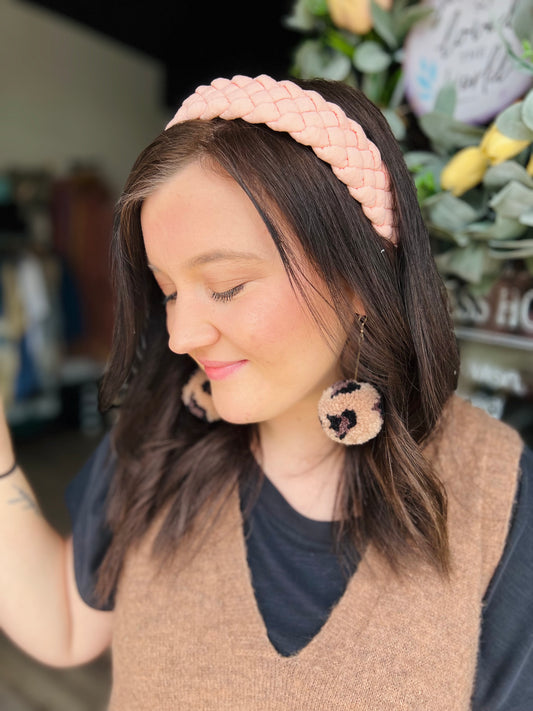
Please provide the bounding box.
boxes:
[199,360,248,381]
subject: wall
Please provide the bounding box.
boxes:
[0,0,168,194]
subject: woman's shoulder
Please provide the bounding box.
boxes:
[430,394,523,478]
[443,394,523,442]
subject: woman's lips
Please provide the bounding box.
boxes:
[199,360,248,381]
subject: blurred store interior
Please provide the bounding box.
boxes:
[1,0,533,708]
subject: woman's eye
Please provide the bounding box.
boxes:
[210,283,245,303]
[162,292,177,306]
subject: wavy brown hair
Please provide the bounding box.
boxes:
[95,78,459,603]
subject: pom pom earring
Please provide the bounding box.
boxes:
[318,316,383,445]
[181,369,220,423]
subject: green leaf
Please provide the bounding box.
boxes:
[496,102,533,141]
[353,41,392,74]
[419,112,484,151]
[404,151,446,172]
[370,0,399,50]
[489,180,533,219]
[394,5,434,42]
[435,244,490,284]
[464,216,527,241]
[283,0,317,31]
[325,29,358,58]
[387,67,405,109]
[305,0,329,15]
[381,108,406,141]
[362,70,388,104]
[424,192,481,232]
[522,90,533,131]
[433,84,456,118]
[519,208,533,225]
[488,244,533,259]
[414,171,437,202]
[511,0,533,43]
[293,40,352,81]
[483,161,533,191]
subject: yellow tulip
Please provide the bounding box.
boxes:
[440,146,489,196]
[526,154,533,176]
[327,0,392,36]
[480,123,530,165]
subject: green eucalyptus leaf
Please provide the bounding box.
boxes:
[462,221,500,241]
[488,245,533,259]
[465,215,527,241]
[370,0,399,50]
[519,208,533,225]
[353,41,392,74]
[521,90,533,131]
[511,0,533,43]
[284,0,317,31]
[483,161,533,191]
[435,244,490,284]
[293,40,352,80]
[388,67,406,109]
[362,70,387,103]
[496,102,533,141]
[403,151,440,170]
[424,192,480,232]
[433,84,456,118]
[394,5,434,41]
[419,112,484,151]
[381,108,406,140]
[404,150,447,174]
[489,180,533,218]
[489,238,533,247]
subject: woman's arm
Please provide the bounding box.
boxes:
[0,400,113,667]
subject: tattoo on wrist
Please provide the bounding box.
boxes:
[7,485,41,515]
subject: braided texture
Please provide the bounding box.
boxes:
[166,74,397,243]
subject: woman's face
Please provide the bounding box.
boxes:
[141,160,347,427]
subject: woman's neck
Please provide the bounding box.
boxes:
[255,407,344,521]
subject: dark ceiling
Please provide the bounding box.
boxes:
[22,0,300,107]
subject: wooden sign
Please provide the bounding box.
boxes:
[451,266,533,341]
[404,0,533,124]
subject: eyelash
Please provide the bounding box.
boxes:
[161,283,245,306]
[210,283,245,302]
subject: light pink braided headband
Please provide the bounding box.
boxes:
[166,74,397,244]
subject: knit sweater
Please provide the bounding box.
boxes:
[109,396,522,710]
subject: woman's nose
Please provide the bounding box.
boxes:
[166,299,220,355]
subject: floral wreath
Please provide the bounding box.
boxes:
[287,0,533,296]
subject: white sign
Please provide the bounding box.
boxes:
[404,0,533,124]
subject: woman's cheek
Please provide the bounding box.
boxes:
[235,289,306,353]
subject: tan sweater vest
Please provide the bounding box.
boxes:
[109,396,523,710]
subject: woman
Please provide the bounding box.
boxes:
[0,75,531,710]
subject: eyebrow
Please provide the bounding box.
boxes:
[148,249,264,272]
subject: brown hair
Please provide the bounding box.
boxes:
[96,78,459,602]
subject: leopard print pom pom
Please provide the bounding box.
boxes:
[181,369,220,423]
[318,379,383,445]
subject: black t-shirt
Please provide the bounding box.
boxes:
[65,437,533,710]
